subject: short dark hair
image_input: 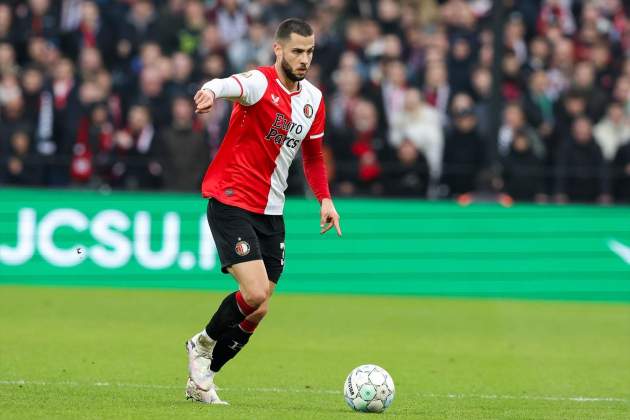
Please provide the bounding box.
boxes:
[275,18,313,41]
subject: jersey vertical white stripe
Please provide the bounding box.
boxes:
[264,80,323,214]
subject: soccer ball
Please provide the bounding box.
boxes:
[344,364,395,413]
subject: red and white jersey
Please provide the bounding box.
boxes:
[201,66,327,215]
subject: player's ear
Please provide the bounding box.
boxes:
[273,41,283,60]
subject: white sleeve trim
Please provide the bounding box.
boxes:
[309,132,325,139]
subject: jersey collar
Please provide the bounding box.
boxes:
[272,66,302,96]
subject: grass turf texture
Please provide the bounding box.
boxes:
[1,286,629,419]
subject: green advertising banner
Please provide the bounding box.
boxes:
[1,188,629,301]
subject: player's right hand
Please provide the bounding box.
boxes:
[194,89,215,114]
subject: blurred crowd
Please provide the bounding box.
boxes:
[2,0,630,203]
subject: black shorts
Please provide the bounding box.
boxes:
[206,198,285,283]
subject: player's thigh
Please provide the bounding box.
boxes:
[207,199,263,274]
[228,260,270,306]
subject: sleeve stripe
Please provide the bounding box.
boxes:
[310,132,325,139]
[230,75,244,98]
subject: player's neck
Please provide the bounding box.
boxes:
[274,62,299,92]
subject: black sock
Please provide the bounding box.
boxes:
[205,291,254,340]
[210,326,253,372]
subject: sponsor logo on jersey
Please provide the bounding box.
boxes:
[264,113,304,148]
[304,104,313,118]
[271,94,280,104]
[235,240,250,256]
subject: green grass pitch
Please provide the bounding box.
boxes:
[1,285,629,419]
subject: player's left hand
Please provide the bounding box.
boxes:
[320,198,342,236]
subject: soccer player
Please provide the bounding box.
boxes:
[185,18,342,404]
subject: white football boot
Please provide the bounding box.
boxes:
[185,331,217,391]
[185,378,228,405]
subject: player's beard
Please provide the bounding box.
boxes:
[281,57,307,82]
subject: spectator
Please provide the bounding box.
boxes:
[117,0,158,64]
[501,130,546,202]
[14,0,59,43]
[382,140,430,197]
[571,61,609,122]
[547,37,574,98]
[591,42,615,91]
[111,104,161,190]
[0,42,17,75]
[523,70,555,140]
[502,50,526,101]
[61,1,114,65]
[329,67,363,134]
[132,65,170,128]
[20,66,45,124]
[168,52,196,98]
[1,74,30,147]
[178,0,207,56]
[612,142,630,202]
[158,96,209,191]
[77,46,105,82]
[207,0,249,45]
[524,36,551,74]
[422,60,450,122]
[70,102,113,186]
[447,36,474,93]
[3,130,43,185]
[470,66,492,143]
[593,102,630,162]
[377,60,408,128]
[552,89,588,149]
[442,103,485,197]
[504,12,527,65]
[155,0,186,55]
[198,24,226,62]
[555,116,609,203]
[537,0,576,37]
[498,102,545,160]
[228,20,272,71]
[0,3,16,45]
[49,58,78,162]
[389,88,443,183]
[331,99,389,196]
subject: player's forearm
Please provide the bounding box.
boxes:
[201,76,243,100]
[302,139,331,202]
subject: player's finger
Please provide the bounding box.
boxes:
[333,217,342,236]
[321,219,334,234]
[194,90,203,102]
[197,100,213,111]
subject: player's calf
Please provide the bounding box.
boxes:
[210,319,259,372]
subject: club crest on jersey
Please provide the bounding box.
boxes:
[235,240,250,256]
[271,94,280,105]
[304,104,313,118]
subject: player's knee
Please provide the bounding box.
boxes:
[242,288,267,308]
[256,302,269,319]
